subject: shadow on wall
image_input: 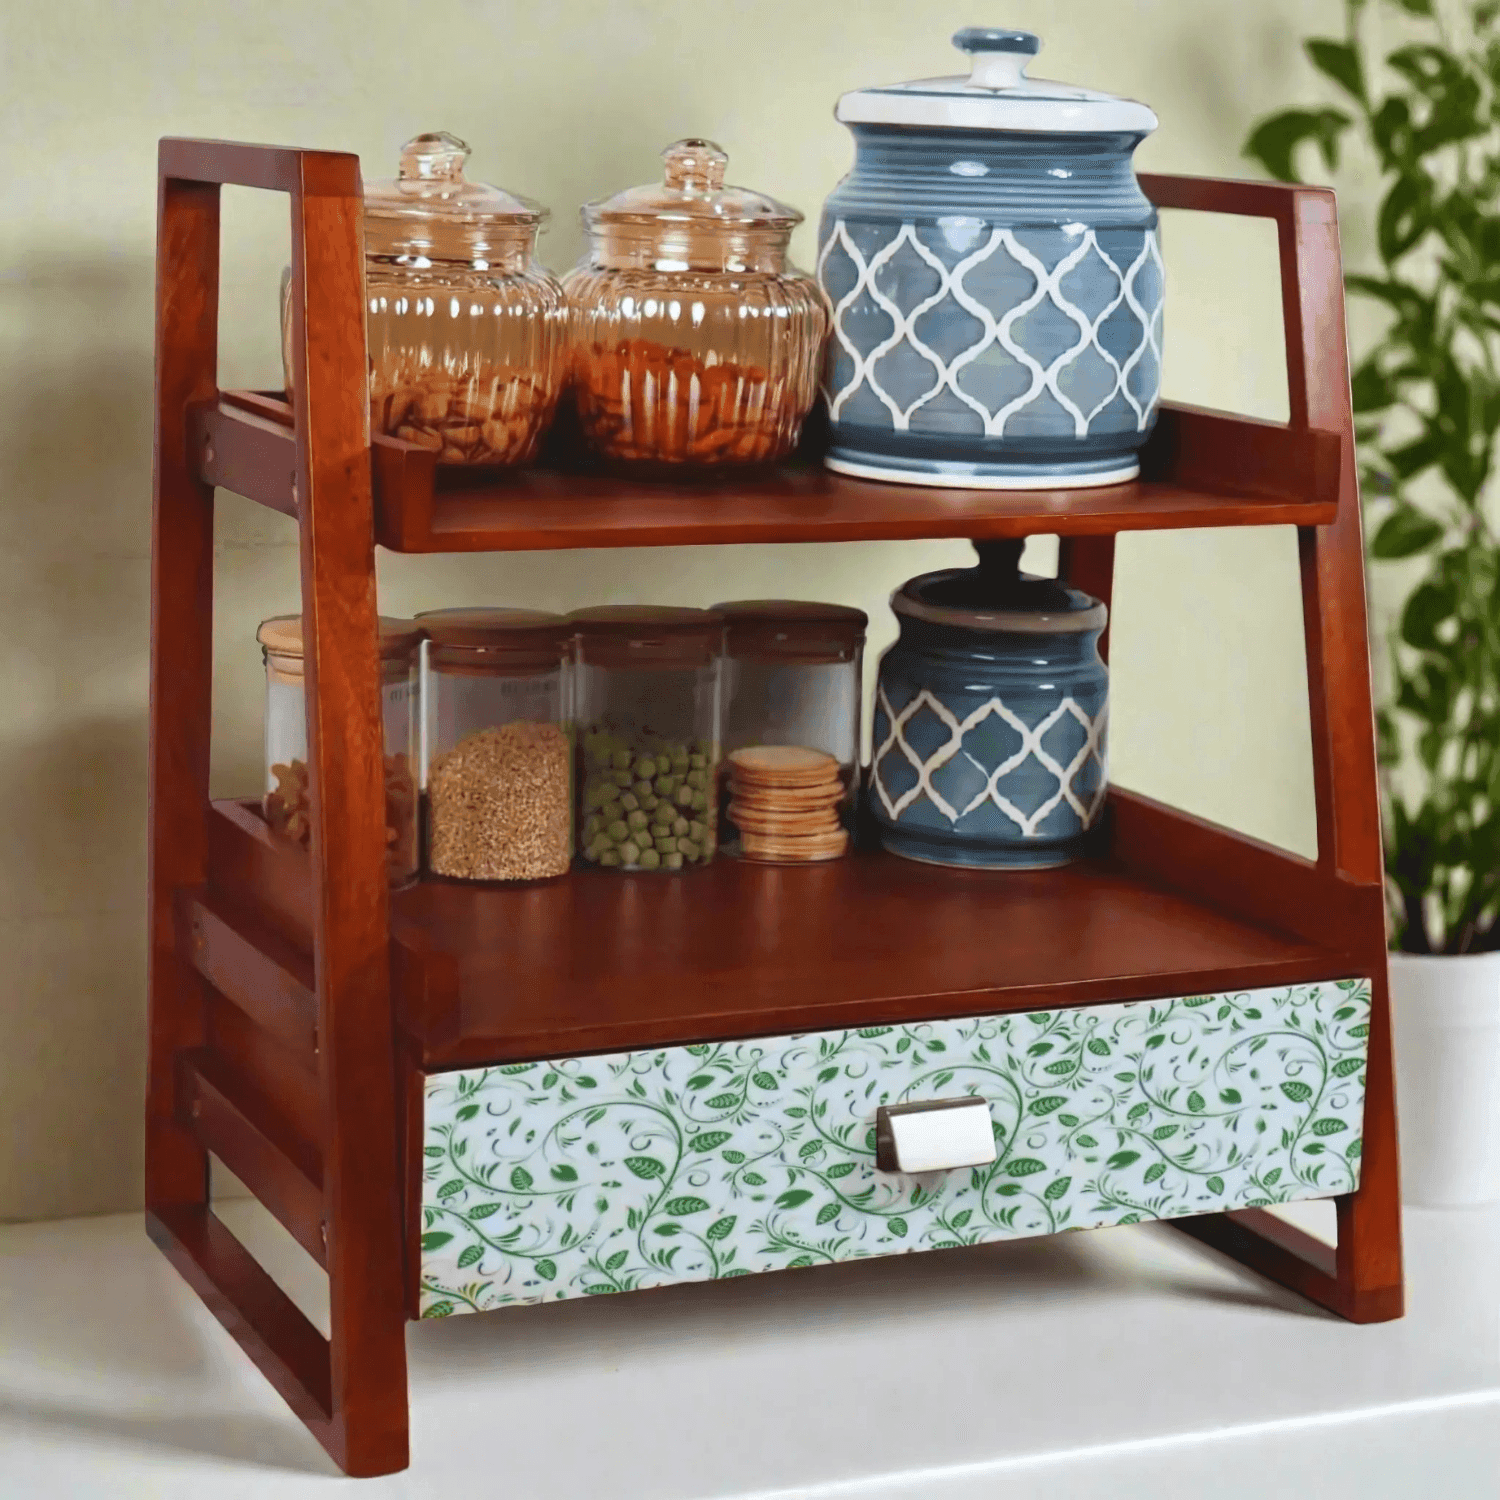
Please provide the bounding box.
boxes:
[0,254,160,1221]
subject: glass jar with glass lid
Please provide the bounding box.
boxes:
[563,139,829,469]
[257,614,421,885]
[416,608,574,883]
[281,130,568,466]
[571,607,725,872]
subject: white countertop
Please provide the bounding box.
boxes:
[1,1198,1496,1497]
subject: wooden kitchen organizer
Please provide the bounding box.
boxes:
[147,140,1402,1477]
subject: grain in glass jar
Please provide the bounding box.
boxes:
[571,607,724,872]
[564,140,829,470]
[417,609,574,883]
[258,614,421,884]
[282,131,567,467]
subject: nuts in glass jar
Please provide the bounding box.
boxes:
[372,366,556,466]
[264,755,418,879]
[573,338,802,466]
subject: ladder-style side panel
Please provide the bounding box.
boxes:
[148,138,410,1478]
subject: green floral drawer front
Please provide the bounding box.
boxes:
[420,980,1370,1317]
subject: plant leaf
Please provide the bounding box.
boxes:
[1371,505,1444,558]
[1244,107,1352,181]
[1306,38,1366,103]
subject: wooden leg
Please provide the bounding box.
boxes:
[146,171,218,1236]
[1334,955,1404,1321]
[289,171,410,1477]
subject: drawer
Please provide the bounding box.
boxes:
[418,978,1371,1317]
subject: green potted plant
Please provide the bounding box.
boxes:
[1244,0,1500,1205]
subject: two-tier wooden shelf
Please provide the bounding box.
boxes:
[147,141,1402,1477]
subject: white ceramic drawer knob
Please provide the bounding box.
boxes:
[874,1097,997,1173]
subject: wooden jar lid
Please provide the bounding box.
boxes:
[256,614,423,659]
[713,599,867,663]
[570,606,724,668]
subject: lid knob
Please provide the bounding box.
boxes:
[952,26,1039,91]
[661,138,729,194]
[398,130,471,182]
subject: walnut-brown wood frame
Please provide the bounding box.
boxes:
[147,140,1402,1478]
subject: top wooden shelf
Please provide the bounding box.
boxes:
[198,392,1340,553]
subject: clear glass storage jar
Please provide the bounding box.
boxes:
[257,613,421,885]
[716,598,867,797]
[563,139,829,469]
[281,131,568,467]
[417,609,574,883]
[571,607,725,872]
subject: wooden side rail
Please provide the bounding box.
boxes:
[1127,173,1400,1324]
[149,137,409,1476]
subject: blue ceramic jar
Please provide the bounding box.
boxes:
[870,541,1108,868]
[817,27,1162,489]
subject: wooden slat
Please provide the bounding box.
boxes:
[1109,787,1378,955]
[1173,1205,1398,1323]
[192,399,298,517]
[146,1205,333,1431]
[205,988,322,1157]
[207,800,314,954]
[1142,404,1341,504]
[178,890,317,1056]
[180,1049,326,1267]
[159,137,354,196]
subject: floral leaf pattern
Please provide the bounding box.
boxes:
[419,979,1370,1316]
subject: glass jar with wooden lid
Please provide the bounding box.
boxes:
[563,140,829,470]
[257,614,421,885]
[570,606,725,872]
[281,131,568,467]
[715,599,867,790]
[714,600,867,861]
[416,608,574,883]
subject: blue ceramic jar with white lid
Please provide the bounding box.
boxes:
[817,27,1162,489]
[870,540,1108,868]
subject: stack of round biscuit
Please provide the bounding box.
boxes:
[726,746,849,863]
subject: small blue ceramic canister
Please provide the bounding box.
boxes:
[818,27,1161,489]
[870,541,1108,868]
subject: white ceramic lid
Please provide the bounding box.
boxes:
[836,27,1158,135]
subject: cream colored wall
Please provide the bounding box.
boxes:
[0,0,1352,1221]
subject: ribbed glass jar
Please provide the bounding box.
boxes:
[564,140,828,469]
[283,131,568,467]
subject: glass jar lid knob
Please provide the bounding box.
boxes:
[661,138,729,194]
[398,130,471,182]
[952,26,1041,91]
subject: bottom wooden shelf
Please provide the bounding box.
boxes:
[196,799,1368,1074]
[391,843,1354,1070]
